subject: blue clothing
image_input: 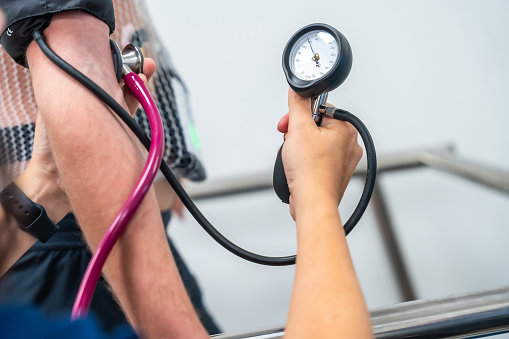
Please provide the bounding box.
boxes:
[0,305,137,339]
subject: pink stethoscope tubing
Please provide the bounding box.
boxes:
[71,72,164,320]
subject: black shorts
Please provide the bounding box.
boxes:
[0,0,115,67]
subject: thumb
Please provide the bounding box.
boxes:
[287,88,314,130]
[143,58,156,81]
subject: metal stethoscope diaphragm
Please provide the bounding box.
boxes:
[110,40,144,82]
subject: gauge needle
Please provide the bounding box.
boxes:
[307,38,321,67]
[307,37,316,55]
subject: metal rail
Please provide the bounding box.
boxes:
[213,286,509,339]
[185,144,509,199]
[370,180,417,302]
[184,145,446,199]
[417,151,509,195]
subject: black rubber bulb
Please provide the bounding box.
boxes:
[273,111,321,204]
[273,144,290,204]
[273,110,322,204]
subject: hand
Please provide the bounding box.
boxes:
[277,89,362,219]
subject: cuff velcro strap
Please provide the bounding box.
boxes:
[0,183,59,243]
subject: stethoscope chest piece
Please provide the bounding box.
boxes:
[110,40,145,82]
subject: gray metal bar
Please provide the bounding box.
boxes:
[187,146,509,199]
[371,180,417,302]
[186,172,274,200]
[418,150,509,195]
[185,145,509,199]
[186,145,455,200]
[372,286,509,338]
[365,144,455,174]
[213,286,509,339]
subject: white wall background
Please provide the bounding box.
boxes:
[144,0,509,335]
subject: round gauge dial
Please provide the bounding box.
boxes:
[282,23,352,98]
[289,30,339,81]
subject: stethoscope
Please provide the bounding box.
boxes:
[32,22,376,320]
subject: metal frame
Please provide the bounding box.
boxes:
[185,145,509,338]
[212,286,509,339]
[185,144,509,198]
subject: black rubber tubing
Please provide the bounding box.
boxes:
[33,30,377,265]
[33,30,297,266]
[332,108,377,235]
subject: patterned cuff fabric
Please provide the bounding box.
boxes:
[0,0,115,67]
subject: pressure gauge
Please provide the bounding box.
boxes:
[282,23,352,98]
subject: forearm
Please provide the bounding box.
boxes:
[285,200,373,339]
[26,11,206,338]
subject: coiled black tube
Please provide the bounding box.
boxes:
[33,30,296,266]
[331,108,377,235]
[33,30,377,265]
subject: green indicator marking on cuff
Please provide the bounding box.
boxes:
[188,121,201,150]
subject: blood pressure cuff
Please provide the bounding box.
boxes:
[0,0,115,67]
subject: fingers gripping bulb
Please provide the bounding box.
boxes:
[110,40,145,81]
